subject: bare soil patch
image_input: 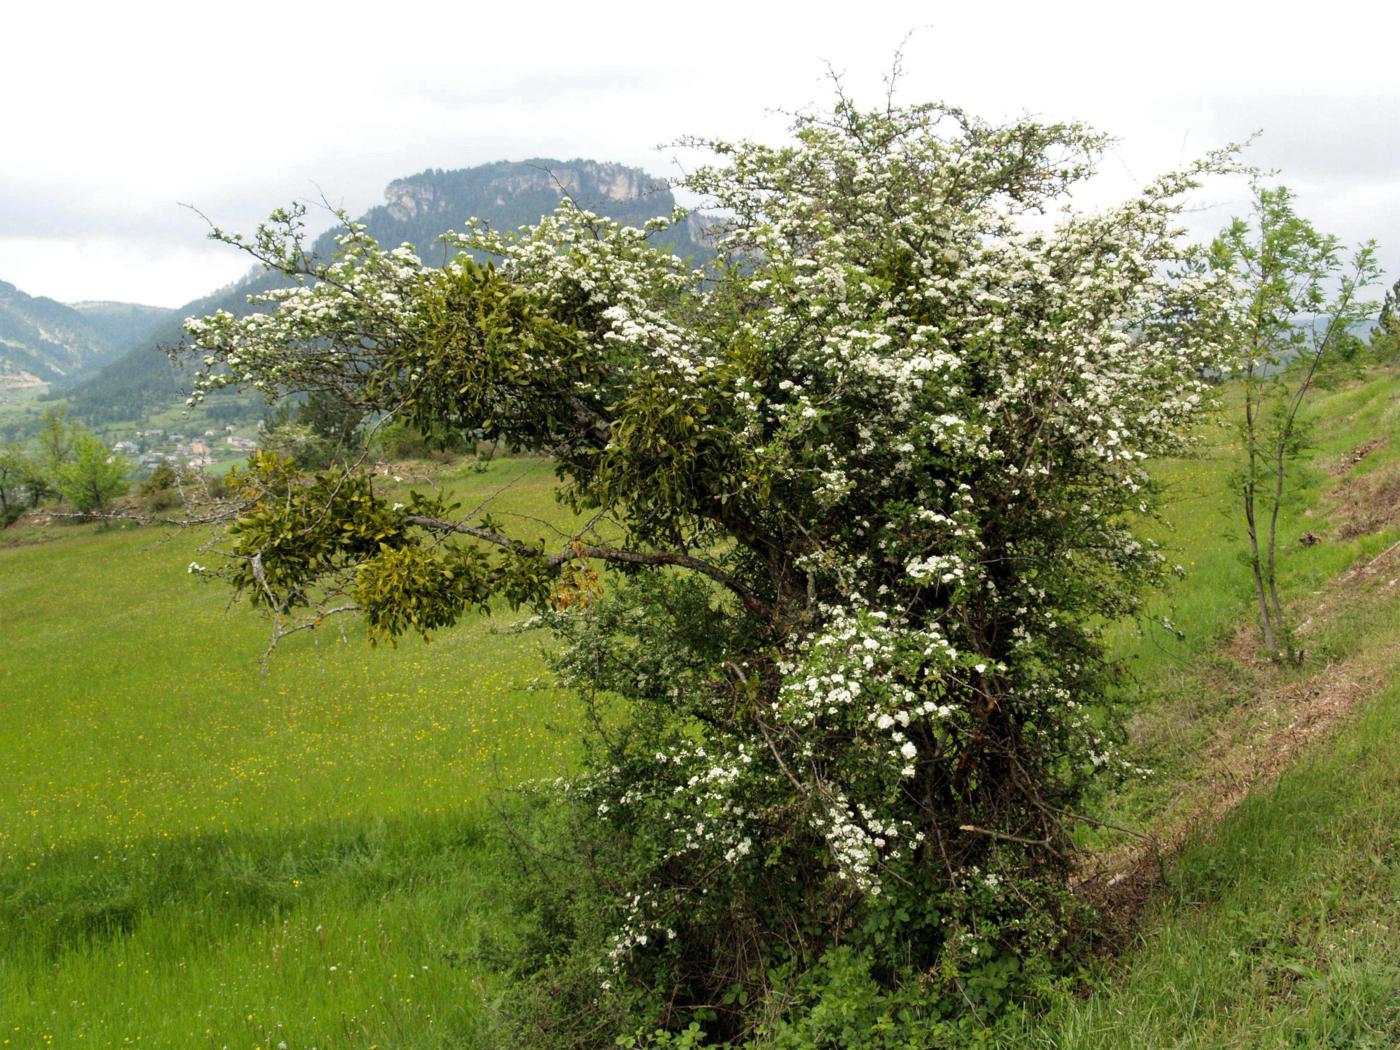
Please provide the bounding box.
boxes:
[1332,461,1400,540]
[1326,434,1384,475]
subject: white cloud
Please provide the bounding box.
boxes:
[0,237,255,308]
[4,0,1399,304]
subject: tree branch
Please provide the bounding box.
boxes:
[405,514,773,621]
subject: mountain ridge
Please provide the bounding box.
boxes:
[68,300,176,352]
[0,280,140,395]
[55,158,703,423]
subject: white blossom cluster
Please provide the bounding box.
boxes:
[184,206,434,407]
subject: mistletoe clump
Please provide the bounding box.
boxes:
[187,97,1237,1044]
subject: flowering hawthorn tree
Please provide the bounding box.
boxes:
[187,99,1236,1042]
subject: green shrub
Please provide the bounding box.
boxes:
[55,433,129,515]
[138,462,183,512]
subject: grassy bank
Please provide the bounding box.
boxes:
[1008,363,1400,1046]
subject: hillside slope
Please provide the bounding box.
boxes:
[0,279,130,392]
[56,159,701,424]
[68,300,174,352]
[1001,363,1400,1047]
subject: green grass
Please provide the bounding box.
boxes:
[1004,365,1400,1045]
[0,456,575,1048]
[1080,368,1400,836]
[1009,648,1400,1048]
[1112,367,1400,679]
[2,366,1399,1047]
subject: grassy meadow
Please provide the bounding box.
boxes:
[1,457,578,1048]
[1,367,1398,1047]
[1016,633,1400,1047]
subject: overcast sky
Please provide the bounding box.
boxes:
[4,0,1398,307]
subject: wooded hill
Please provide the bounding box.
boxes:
[0,280,169,392]
[51,159,700,424]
